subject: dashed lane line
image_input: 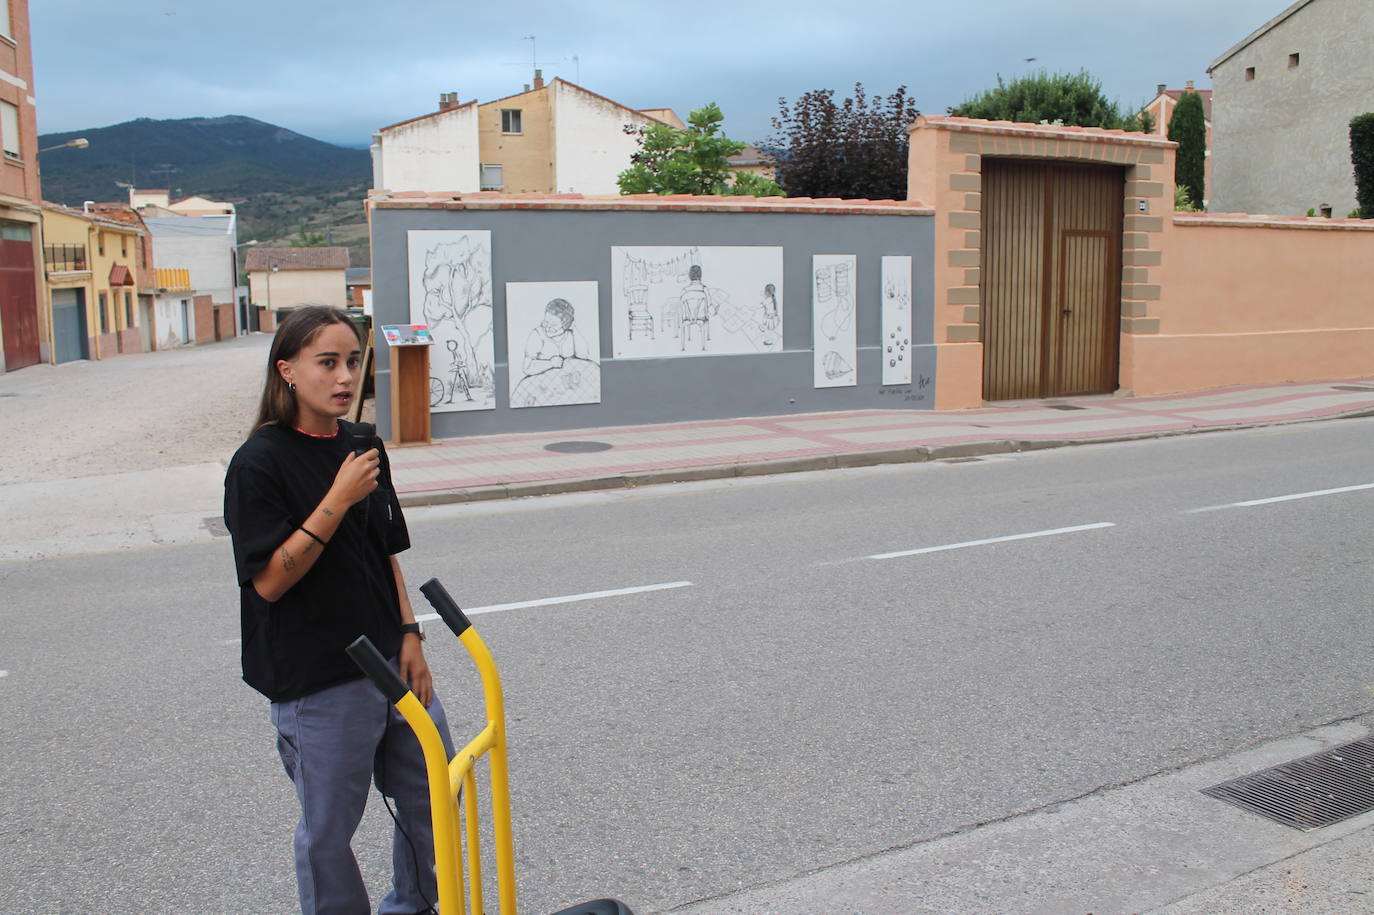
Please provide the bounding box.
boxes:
[414,580,695,622]
[862,522,1117,562]
[1188,482,1374,513]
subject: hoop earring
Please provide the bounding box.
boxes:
[289,382,297,393]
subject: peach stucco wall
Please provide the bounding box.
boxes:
[1120,215,1374,394]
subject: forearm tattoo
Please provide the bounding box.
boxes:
[322,508,335,516]
[302,538,316,556]
[281,546,297,571]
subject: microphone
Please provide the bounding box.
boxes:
[351,422,377,457]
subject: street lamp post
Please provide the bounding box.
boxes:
[233,239,257,333]
[38,138,90,153]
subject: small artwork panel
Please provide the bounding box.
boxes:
[407,230,495,413]
[611,246,783,358]
[812,254,857,388]
[881,256,913,385]
[505,281,602,409]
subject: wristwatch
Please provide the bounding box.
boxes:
[400,621,425,641]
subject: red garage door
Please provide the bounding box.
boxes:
[0,223,39,371]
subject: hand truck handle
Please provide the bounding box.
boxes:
[345,635,409,703]
[420,578,473,638]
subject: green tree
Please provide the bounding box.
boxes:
[1169,90,1207,209]
[729,169,785,197]
[618,104,779,196]
[952,70,1149,132]
[1351,113,1374,218]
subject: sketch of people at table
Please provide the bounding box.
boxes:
[510,297,601,408]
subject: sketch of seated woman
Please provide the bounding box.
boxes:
[510,297,601,408]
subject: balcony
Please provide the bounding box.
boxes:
[44,243,88,273]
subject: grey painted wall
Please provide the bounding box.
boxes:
[371,207,935,438]
[1209,0,1374,216]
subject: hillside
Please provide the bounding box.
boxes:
[39,115,372,263]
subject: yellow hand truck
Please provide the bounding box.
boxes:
[347,578,633,915]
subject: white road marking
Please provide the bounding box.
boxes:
[864,522,1117,562]
[415,580,694,621]
[0,670,8,678]
[1188,482,1374,513]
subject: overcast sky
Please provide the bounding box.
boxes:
[33,0,1273,148]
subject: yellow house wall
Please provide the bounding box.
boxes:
[40,208,95,362]
[478,87,554,193]
[87,223,144,357]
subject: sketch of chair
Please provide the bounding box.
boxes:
[626,285,654,340]
[678,284,711,351]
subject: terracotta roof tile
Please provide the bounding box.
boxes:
[244,246,351,271]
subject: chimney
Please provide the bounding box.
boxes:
[1157,83,1166,96]
[533,69,545,90]
[523,84,530,92]
[1185,79,1195,91]
[438,91,460,111]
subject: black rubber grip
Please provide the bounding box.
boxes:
[346,636,409,704]
[420,578,472,638]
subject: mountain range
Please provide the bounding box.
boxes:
[39,115,373,263]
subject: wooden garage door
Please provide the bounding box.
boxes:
[0,230,39,371]
[982,160,1124,400]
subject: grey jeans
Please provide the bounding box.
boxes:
[271,664,456,915]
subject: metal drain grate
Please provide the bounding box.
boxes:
[940,457,983,464]
[1046,404,1087,411]
[1201,736,1374,831]
[1332,385,1374,392]
[544,441,614,454]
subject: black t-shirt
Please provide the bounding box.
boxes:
[224,421,410,702]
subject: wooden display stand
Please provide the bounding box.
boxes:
[384,325,435,446]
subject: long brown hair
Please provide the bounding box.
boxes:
[252,306,360,433]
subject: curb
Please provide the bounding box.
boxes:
[395,408,1374,509]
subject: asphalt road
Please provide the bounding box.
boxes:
[1,417,1372,913]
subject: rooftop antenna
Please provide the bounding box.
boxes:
[523,34,536,71]
[570,53,580,83]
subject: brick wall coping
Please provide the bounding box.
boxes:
[912,114,1177,149]
[368,190,934,216]
[1174,212,1374,231]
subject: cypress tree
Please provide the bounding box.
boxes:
[1168,90,1207,209]
[1351,113,1374,218]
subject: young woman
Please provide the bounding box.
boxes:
[224,306,454,914]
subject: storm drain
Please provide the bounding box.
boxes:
[1332,384,1374,392]
[940,457,983,464]
[545,441,614,454]
[1201,736,1374,831]
[1046,404,1087,411]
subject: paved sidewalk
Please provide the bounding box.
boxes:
[389,377,1374,506]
